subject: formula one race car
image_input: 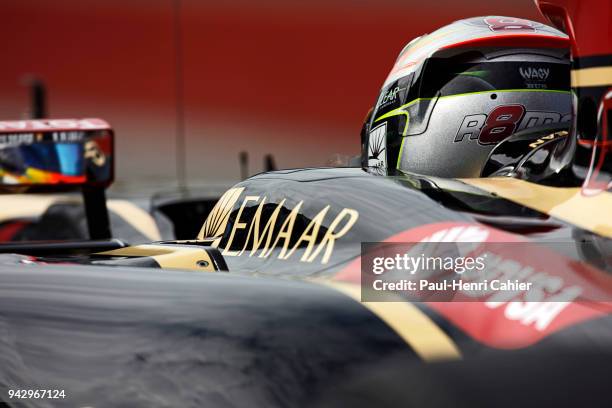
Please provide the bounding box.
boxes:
[0,0,611,407]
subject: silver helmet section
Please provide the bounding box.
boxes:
[397,89,571,178]
[363,16,571,178]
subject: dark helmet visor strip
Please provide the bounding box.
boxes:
[375,60,570,121]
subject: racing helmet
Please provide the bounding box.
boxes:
[362,16,572,178]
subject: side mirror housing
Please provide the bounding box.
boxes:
[0,118,113,193]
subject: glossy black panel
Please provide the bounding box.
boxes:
[0,265,414,407]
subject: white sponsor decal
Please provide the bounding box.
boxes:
[473,253,582,331]
[419,224,580,331]
[0,118,109,132]
[368,122,387,168]
[519,66,550,81]
[420,225,490,243]
[379,86,404,106]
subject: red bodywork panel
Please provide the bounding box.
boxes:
[537,0,612,58]
[335,221,612,349]
[537,0,612,194]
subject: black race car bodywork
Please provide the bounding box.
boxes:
[2,166,612,407]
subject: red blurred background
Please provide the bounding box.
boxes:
[0,0,544,192]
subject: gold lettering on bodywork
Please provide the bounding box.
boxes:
[198,187,245,246]
[282,205,330,261]
[528,131,566,149]
[529,133,556,148]
[265,201,304,259]
[200,188,360,264]
[223,196,260,256]
[243,198,286,257]
[306,208,359,264]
